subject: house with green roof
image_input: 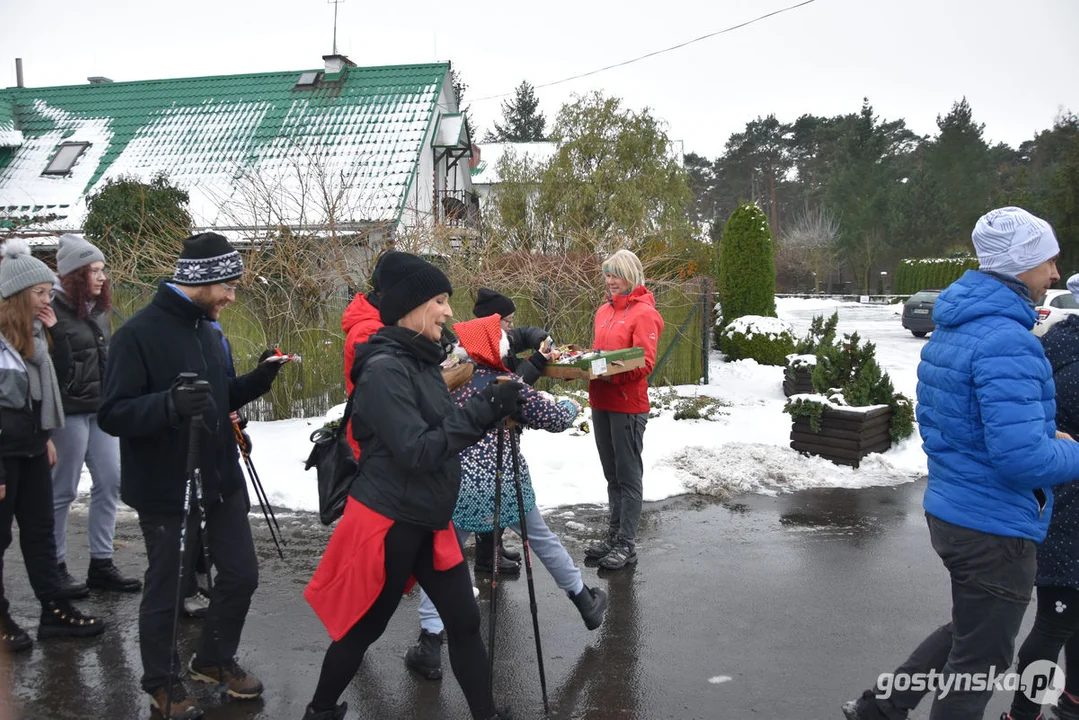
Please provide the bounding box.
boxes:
[0,55,478,251]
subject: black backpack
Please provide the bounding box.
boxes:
[305,387,359,526]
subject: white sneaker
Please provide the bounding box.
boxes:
[183,589,210,618]
[473,585,480,599]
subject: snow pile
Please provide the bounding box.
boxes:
[723,315,794,340]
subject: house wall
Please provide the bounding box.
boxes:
[398,70,472,233]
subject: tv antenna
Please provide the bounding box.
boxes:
[328,0,346,55]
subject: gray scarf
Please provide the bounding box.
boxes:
[25,322,63,431]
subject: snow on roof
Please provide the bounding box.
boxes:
[0,63,449,233]
[470,141,558,186]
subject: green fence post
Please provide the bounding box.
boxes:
[652,303,698,381]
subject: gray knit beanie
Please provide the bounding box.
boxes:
[0,238,56,299]
[56,234,105,276]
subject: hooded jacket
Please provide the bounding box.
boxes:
[347,326,502,528]
[588,285,664,414]
[342,292,383,459]
[917,270,1079,541]
[98,282,276,514]
[449,316,577,532]
[49,290,111,414]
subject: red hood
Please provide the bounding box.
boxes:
[608,284,656,311]
[452,316,508,372]
[342,293,381,333]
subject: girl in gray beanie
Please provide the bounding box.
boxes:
[0,238,106,652]
[48,235,141,597]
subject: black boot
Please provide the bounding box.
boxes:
[404,630,443,680]
[474,533,520,575]
[0,610,32,653]
[568,584,608,631]
[87,558,142,592]
[302,702,347,719]
[495,528,520,562]
[1054,691,1079,720]
[56,561,90,599]
[38,598,106,640]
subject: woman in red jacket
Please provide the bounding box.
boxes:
[584,249,663,570]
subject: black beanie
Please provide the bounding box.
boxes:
[473,287,515,319]
[377,252,453,326]
[173,232,243,286]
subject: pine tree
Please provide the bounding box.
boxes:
[491,81,546,142]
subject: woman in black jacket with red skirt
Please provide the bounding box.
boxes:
[302,252,522,720]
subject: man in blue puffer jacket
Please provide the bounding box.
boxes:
[845,207,1079,720]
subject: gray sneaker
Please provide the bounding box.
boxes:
[584,534,617,560]
[598,543,637,570]
[183,589,210,619]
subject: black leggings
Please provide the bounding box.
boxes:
[310,520,494,719]
[1009,585,1079,720]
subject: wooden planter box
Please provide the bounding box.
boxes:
[783,365,814,397]
[789,405,892,468]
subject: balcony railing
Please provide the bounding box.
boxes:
[435,189,481,229]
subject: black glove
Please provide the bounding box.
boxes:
[170,379,214,419]
[255,348,286,384]
[480,380,525,422]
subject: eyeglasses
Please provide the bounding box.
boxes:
[219,282,238,293]
[30,286,55,301]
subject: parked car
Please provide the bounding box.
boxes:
[1033,289,1079,337]
[902,290,940,337]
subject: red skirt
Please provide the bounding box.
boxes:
[304,497,465,641]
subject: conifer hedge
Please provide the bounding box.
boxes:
[893,256,977,294]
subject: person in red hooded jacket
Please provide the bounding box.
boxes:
[341,252,391,460]
[584,249,663,571]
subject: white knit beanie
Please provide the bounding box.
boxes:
[1067,273,1079,302]
[972,207,1059,276]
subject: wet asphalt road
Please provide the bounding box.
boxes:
[4,480,1034,720]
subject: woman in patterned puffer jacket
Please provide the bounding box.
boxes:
[404,314,608,682]
[1006,281,1079,720]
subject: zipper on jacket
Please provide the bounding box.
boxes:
[1035,488,1047,519]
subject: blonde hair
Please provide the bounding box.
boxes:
[602,249,645,288]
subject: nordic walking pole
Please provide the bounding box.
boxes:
[164,373,202,719]
[488,418,506,689]
[232,422,285,559]
[509,426,549,715]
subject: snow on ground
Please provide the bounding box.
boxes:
[77,298,930,513]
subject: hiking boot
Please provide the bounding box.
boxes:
[584,533,617,560]
[474,533,520,575]
[183,589,211,619]
[302,702,348,719]
[841,700,862,719]
[568,584,608,631]
[405,629,444,680]
[0,611,32,653]
[1053,691,1079,720]
[37,599,106,639]
[189,657,264,699]
[841,693,888,720]
[87,558,142,592]
[149,682,203,719]
[598,542,638,570]
[56,561,90,599]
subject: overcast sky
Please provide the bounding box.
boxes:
[3,0,1076,159]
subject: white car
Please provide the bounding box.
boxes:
[1033,289,1079,337]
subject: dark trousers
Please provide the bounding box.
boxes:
[136,487,258,692]
[1009,585,1079,719]
[310,520,494,720]
[0,454,63,613]
[861,513,1036,720]
[591,409,647,549]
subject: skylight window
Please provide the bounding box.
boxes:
[42,142,90,175]
[294,71,320,89]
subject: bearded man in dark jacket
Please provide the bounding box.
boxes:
[98,233,289,720]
